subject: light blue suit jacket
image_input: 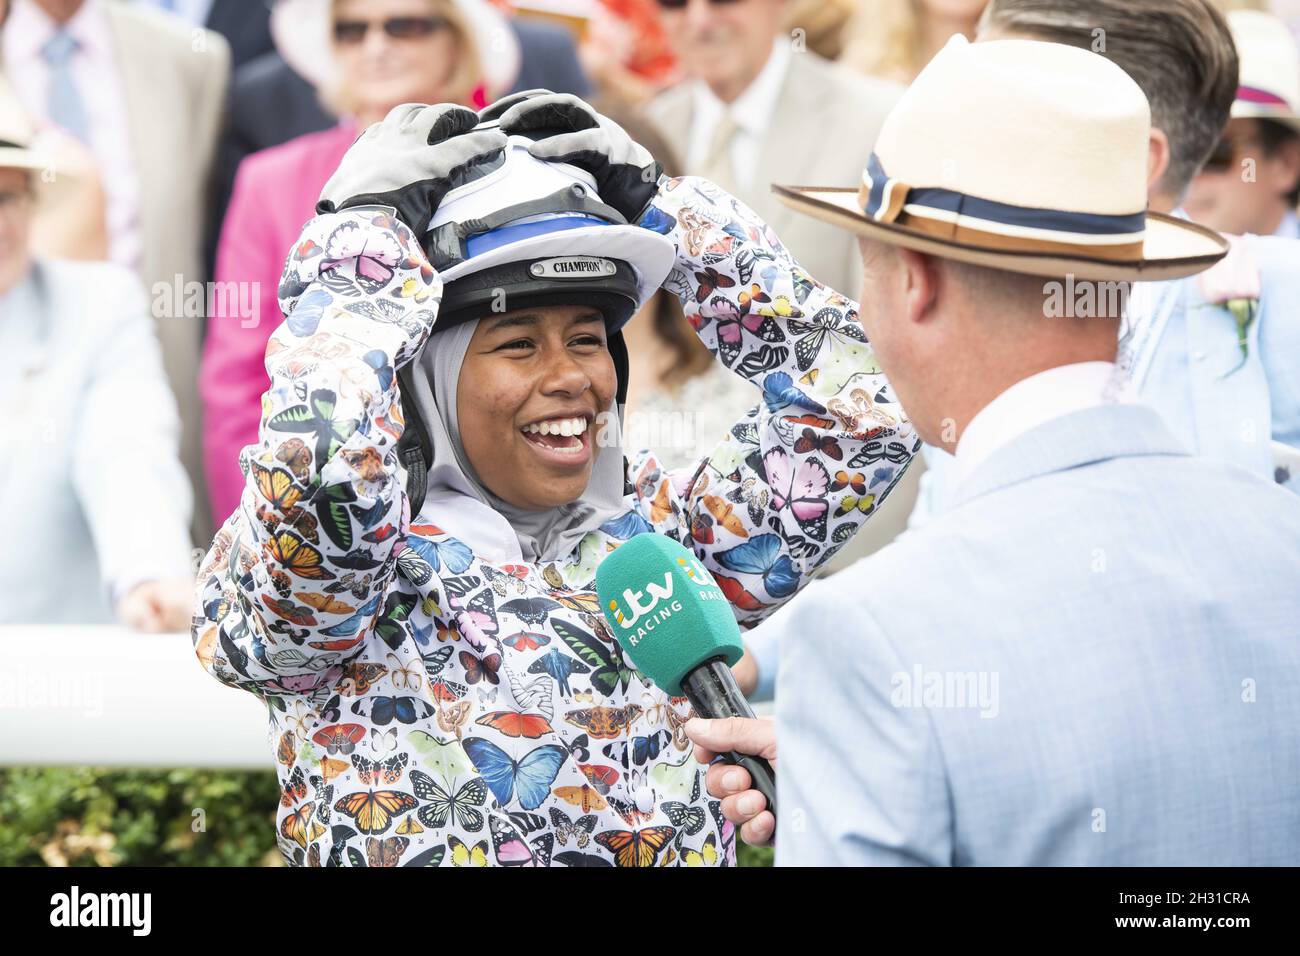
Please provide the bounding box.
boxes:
[774,403,1300,865]
[1137,235,1300,489]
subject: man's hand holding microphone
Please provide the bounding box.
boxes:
[687,716,779,847]
[595,534,781,851]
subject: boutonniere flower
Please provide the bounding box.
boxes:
[1198,234,1261,377]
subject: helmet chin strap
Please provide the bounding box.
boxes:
[609,328,635,498]
[396,361,435,514]
[609,328,631,407]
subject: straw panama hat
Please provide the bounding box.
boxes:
[773,36,1228,281]
[0,78,52,176]
[0,76,85,208]
[1228,10,1300,133]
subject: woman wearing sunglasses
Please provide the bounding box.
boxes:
[193,93,918,867]
[202,0,493,527]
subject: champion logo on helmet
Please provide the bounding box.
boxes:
[528,257,618,280]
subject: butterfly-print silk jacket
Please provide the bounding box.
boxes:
[192,176,919,867]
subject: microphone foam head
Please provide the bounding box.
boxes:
[595,534,743,695]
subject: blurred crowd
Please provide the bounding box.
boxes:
[1,0,1298,631]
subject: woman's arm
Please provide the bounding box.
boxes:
[640,176,920,625]
[484,95,918,624]
[193,104,506,698]
[193,206,440,697]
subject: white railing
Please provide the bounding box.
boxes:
[0,625,269,768]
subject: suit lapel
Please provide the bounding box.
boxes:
[1181,272,1273,475]
[754,56,825,235]
[655,58,825,236]
[650,84,694,170]
[1125,278,1186,390]
[104,4,163,279]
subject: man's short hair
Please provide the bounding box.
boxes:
[862,239,1127,321]
[941,258,1051,315]
[985,0,1239,200]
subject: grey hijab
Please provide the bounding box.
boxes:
[408,319,629,563]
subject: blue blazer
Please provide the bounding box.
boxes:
[773,403,1300,865]
[1136,235,1300,490]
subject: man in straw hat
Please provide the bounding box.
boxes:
[898,0,1300,515]
[0,87,195,629]
[683,35,1300,864]
[749,0,1300,702]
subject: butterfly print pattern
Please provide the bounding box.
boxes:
[192,178,917,867]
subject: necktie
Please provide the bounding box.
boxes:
[41,29,88,144]
[700,113,741,196]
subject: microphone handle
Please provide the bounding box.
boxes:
[681,659,778,818]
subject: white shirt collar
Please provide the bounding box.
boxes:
[690,38,791,141]
[954,361,1133,485]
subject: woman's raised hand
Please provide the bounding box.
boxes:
[317,103,507,234]
[491,92,661,225]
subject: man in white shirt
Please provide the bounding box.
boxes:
[644,0,900,299]
[685,35,1300,865]
[0,95,194,628]
[3,0,142,269]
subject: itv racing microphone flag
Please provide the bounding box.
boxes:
[596,534,743,695]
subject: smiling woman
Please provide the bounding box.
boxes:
[460,307,614,509]
[191,95,918,868]
[389,125,676,565]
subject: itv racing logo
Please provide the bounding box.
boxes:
[607,554,722,645]
[609,572,680,630]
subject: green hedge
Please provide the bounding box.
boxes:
[0,768,772,867]
[0,767,282,867]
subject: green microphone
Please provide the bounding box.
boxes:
[596,533,777,817]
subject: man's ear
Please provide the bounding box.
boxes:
[895,246,939,325]
[1147,127,1172,195]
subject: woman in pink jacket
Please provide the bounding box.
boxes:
[201,0,489,523]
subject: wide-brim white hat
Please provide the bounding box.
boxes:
[1228,10,1300,132]
[775,36,1228,282]
[269,0,520,100]
[0,76,77,198]
[0,144,49,174]
[1,75,45,174]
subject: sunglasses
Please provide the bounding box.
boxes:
[1202,134,1259,173]
[333,15,447,45]
[0,190,34,216]
[655,0,744,8]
